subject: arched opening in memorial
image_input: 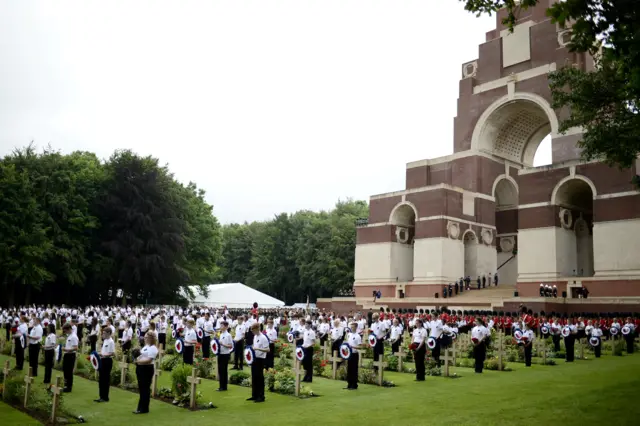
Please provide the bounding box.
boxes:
[463,230,478,280]
[389,203,416,282]
[493,178,518,285]
[553,179,595,277]
[473,96,557,168]
[533,134,553,167]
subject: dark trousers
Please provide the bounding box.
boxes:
[202,336,211,358]
[302,347,313,382]
[234,340,244,369]
[77,325,84,342]
[473,343,486,373]
[432,342,441,364]
[625,335,634,354]
[373,340,384,370]
[391,339,401,354]
[136,364,153,413]
[594,342,601,358]
[158,333,166,349]
[265,343,275,370]
[565,337,575,362]
[251,358,265,400]
[524,344,533,366]
[415,345,426,380]
[183,345,194,365]
[99,358,113,401]
[4,324,9,341]
[14,337,24,370]
[552,335,561,352]
[218,353,230,390]
[118,330,124,339]
[63,353,76,391]
[28,344,40,376]
[331,339,344,365]
[89,335,97,353]
[347,352,359,389]
[44,349,54,383]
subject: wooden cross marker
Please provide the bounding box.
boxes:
[395,345,406,372]
[119,355,128,387]
[329,350,341,380]
[151,361,162,398]
[210,354,217,380]
[187,368,201,409]
[536,338,547,365]
[292,358,304,397]
[23,367,34,408]
[372,354,388,386]
[2,360,10,400]
[441,348,454,377]
[50,376,63,424]
[451,339,461,367]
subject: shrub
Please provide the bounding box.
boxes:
[358,368,395,387]
[612,339,625,356]
[193,357,214,379]
[110,363,136,387]
[484,357,509,371]
[274,340,293,358]
[170,363,201,406]
[264,367,314,396]
[275,354,290,370]
[425,361,441,377]
[160,354,180,372]
[229,370,251,386]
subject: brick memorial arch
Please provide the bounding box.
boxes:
[320,0,640,314]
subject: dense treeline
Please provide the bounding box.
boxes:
[0,145,367,307]
[0,145,222,306]
[217,200,368,305]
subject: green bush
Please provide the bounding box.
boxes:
[265,367,315,396]
[484,357,510,371]
[110,362,136,386]
[229,370,251,386]
[160,354,180,371]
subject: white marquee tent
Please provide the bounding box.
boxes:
[184,283,285,309]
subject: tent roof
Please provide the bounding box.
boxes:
[186,283,284,308]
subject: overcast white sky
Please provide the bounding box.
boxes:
[0,0,552,224]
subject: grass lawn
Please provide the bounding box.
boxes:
[2,351,640,426]
[0,401,41,425]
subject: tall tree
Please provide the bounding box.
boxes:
[460,0,640,172]
[97,150,187,305]
[0,159,53,305]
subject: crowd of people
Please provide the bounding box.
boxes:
[1,303,639,413]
